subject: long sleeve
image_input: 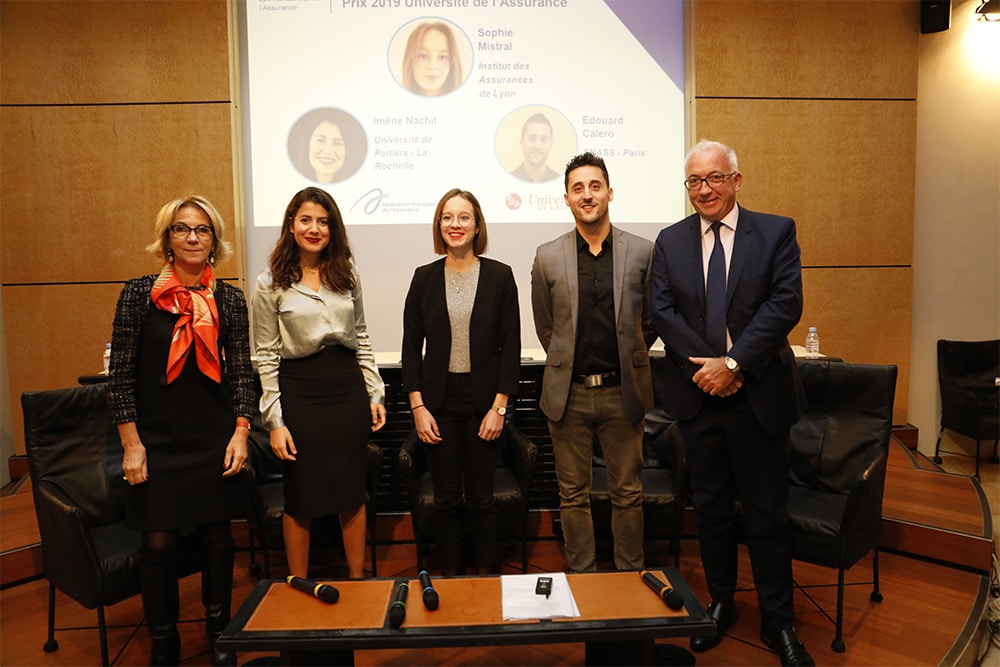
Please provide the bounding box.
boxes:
[251,273,285,429]
[350,270,385,404]
[218,282,256,419]
[108,276,154,424]
[530,251,554,352]
[401,267,427,395]
[495,263,522,396]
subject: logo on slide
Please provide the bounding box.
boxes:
[505,194,522,210]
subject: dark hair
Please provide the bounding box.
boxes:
[564,151,610,191]
[522,112,553,136]
[431,188,488,256]
[286,108,367,183]
[268,187,356,292]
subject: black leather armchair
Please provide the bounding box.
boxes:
[398,422,537,573]
[933,339,999,479]
[21,384,200,666]
[590,407,687,566]
[244,420,383,579]
[787,361,898,653]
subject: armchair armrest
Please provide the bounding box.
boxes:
[503,423,537,501]
[663,423,688,504]
[364,443,383,524]
[398,430,424,515]
[839,447,888,558]
[32,481,105,608]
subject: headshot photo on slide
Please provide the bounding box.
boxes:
[389,18,472,97]
[497,106,576,184]
[287,107,368,184]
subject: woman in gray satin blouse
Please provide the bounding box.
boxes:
[401,188,520,575]
[252,186,386,579]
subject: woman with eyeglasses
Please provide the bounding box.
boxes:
[401,188,520,575]
[400,21,463,96]
[108,195,254,666]
[252,187,386,582]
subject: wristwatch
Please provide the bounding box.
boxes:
[724,356,741,373]
[493,405,507,416]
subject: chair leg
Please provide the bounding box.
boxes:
[991,439,999,465]
[369,526,378,578]
[97,603,111,667]
[832,567,846,653]
[43,581,58,653]
[934,426,945,464]
[974,439,982,479]
[262,532,272,579]
[521,518,528,574]
[247,521,261,578]
[870,546,883,603]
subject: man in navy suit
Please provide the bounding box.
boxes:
[651,140,814,666]
[531,152,656,573]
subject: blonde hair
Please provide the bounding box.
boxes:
[146,195,232,264]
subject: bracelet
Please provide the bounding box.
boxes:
[410,404,425,411]
[235,420,250,430]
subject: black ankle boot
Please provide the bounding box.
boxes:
[141,565,181,666]
[202,540,235,666]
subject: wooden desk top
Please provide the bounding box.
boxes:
[244,570,690,632]
[221,569,713,655]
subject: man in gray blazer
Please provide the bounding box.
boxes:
[530,152,657,572]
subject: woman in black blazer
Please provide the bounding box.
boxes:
[401,188,521,575]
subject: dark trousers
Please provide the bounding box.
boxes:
[679,391,795,631]
[425,373,498,573]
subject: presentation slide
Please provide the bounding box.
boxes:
[239,0,686,353]
[243,0,686,227]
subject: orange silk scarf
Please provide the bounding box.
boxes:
[150,264,222,383]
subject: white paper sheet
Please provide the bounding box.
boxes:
[500,572,580,621]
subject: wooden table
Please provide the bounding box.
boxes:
[217,569,713,665]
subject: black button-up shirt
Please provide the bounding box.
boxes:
[573,230,620,377]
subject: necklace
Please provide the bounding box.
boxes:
[300,264,320,274]
[445,259,479,294]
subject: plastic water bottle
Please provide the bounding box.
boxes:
[805,327,820,358]
[103,343,112,374]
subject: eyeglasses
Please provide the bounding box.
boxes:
[440,213,475,227]
[683,172,737,191]
[169,223,214,239]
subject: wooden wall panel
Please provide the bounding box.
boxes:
[694,98,915,268]
[4,284,128,453]
[693,0,918,100]
[793,267,912,425]
[0,104,237,284]
[693,0,919,426]
[0,0,230,105]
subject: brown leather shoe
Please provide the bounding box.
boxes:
[690,601,737,652]
[760,626,816,666]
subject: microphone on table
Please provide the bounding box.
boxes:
[388,580,409,628]
[418,570,439,610]
[639,570,685,611]
[286,576,340,604]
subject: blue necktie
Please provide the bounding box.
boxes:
[705,222,727,355]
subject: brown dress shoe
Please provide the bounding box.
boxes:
[690,601,737,652]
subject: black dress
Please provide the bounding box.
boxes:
[278,345,369,519]
[126,306,246,531]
